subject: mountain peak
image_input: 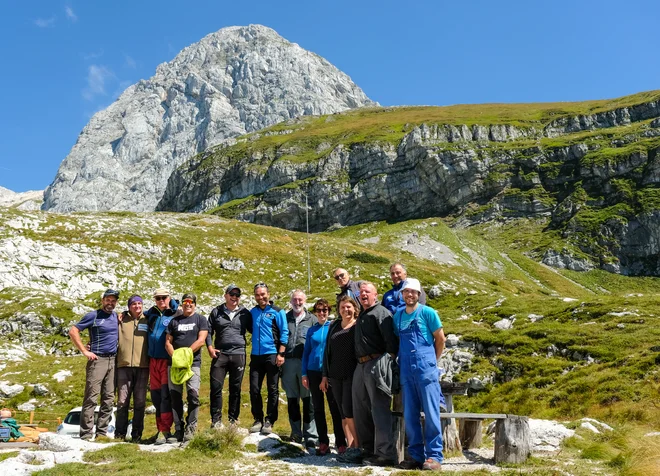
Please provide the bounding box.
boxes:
[43,26,375,213]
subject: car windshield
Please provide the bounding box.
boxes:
[64,411,99,425]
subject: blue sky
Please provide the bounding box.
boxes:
[1,0,658,192]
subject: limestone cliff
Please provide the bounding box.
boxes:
[42,25,375,212]
[158,92,660,275]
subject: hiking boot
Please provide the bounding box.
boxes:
[167,430,182,444]
[422,458,442,471]
[80,434,93,441]
[260,420,273,435]
[183,426,195,442]
[337,447,363,464]
[305,437,318,448]
[363,455,396,467]
[337,445,347,455]
[211,421,225,431]
[399,459,424,470]
[316,443,330,456]
[289,433,303,443]
[154,432,167,445]
[249,420,263,433]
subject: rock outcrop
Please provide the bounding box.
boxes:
[42,25,375,212]
[158,93,660,275]
[0,186,43,210]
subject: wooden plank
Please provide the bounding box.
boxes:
[440,412,508,420]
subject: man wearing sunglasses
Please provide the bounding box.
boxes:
[145,288,181,444]
[249,283,289,435]
[206,285,252,429]
[333,268,361,312]
[69,288,120,441]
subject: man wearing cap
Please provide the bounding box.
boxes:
[394,279,446,471]
[115,295,150,442]
[145,288,181,444]
[346,281,399,466]
[382,263,427,314]
[165,293,208,443]
[69,289,120,441]
[333,268,361,311]
[249,283,289,435]
[282,289,318,446]
[206,285,252,429]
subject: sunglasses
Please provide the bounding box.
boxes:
[315,308,330,313]
[154,296,168,301]
[334,273,345,280]
[254,282,268,291]
[228,291,241,297]
[182,299,195,305]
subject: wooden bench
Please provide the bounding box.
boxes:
[392,382,531,464]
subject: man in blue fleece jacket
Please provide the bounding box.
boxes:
[249,283,289,435]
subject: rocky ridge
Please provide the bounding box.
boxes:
[158,92,660,275]
[0,186,43,211]
[42,24,375,213]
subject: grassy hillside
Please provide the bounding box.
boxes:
[2,207,660,474]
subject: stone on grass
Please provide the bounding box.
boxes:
[0,382,25,398]
[493,318,514,330]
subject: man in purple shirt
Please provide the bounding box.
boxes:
[69,289,120,441]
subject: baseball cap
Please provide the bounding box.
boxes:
[402,278,422,293]
[181,293,197,304]
[153,288,170,298]
[225,284,241,295]
[102,289,120,298]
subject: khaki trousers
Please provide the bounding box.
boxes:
[80,356,116,438]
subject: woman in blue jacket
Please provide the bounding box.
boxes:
[302,299,346,455]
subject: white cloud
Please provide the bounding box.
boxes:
[65,6,77,22]
[82,50,104,61]
[34,16,56,28]
[124,55,137,69]
[82,65,114,101]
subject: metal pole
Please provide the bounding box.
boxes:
[306,192,311,294]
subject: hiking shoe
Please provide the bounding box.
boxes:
[337,447,363,464]
[316,443,330,456]
[337,445,347,455]
[249,420,263,433]
[289,433,303,443]
[422,458,442,471]
[399,459,424,470]
[260,420,273,435]
[154,432,166,445]
[363,455,396,467]
[305,437,318,448]
[211,421,225,431]
[80,434,93,441]
[183,427,195,442]
[167,430,182,444]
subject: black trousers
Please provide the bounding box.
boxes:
[308,370,346,447]
[210,353,246,424]
[249,354,280,423]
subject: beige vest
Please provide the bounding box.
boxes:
[117,311,149,368]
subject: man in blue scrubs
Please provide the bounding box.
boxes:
[393,279,446,471]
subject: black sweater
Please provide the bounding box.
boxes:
[354,303,399,358]
[205,304,252,355]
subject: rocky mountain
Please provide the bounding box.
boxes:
[158,91,660,275]
[42,25,375,213]
[0,186,43,210]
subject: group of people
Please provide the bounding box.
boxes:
[69,263,447,470]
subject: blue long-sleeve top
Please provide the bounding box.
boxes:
[250,304,289,355]
[302,320,331,376]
